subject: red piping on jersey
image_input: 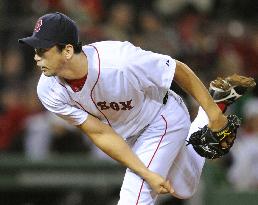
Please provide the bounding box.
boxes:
[136,115,168,205]
[58,82,92,115]
[89,45,111,126]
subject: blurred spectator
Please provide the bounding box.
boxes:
[0,87,29,152]
[134,10,179,55]
[0,70,45,151]
[0,47,31,152]
[78,0,104,23]
[25,111,91,160]
[102,2,134,41]
[154,0,212,17]
[1,0,34,18]
[36,0,66,13]
[24,111,52,160]
[55,0,106,44]
[215,20,258,78]
[0,48,25,90]
[228,98,258,191]
[215,40,243,77]
[50,113,90,154]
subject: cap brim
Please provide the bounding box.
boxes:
[18,36,55,48]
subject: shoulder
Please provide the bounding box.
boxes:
[82,41,136,70]
[88,41,137,56]
[37,74,56,96]
[37,74,54,95]
[89,40,132,48]
[37,74,66,102]
[88,41,141,66]
[90,41,166,61]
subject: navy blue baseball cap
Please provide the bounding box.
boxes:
[18,12,79,48]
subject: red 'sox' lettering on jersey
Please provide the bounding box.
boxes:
[97,100,134,111]
[34,19,43,32]
[119,100,134,110]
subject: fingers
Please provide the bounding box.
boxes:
[166,180,175,194]
[220,140,228,149]
[226,135,235,144]
[159,187,170,194]
[146,172,175,195]
[220,135,236,149]
[159,180,174,194]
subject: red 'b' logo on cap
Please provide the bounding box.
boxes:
[34,19,43,32]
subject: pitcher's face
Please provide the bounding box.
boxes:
[34,46,66,77]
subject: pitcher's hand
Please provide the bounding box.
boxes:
[144,171,174,194]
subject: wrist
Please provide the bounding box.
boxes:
[136,168,151,180]
[208,111,227,131]
[207,104,223,122]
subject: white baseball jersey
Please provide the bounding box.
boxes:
[37,41,207,204]
[37,41,176,139]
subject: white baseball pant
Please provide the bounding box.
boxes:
[117,93,207,205]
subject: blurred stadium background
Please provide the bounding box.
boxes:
[0,0,257,204]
